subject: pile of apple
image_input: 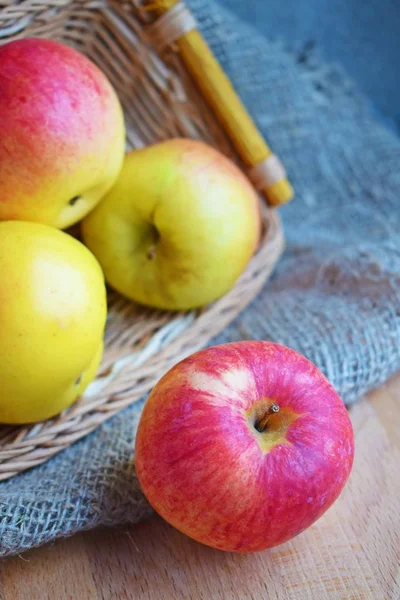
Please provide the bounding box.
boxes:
[0,38,259,422]
[0,38,354,553]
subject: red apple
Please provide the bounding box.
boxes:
[135,341,354,552]
[0,38,125,229]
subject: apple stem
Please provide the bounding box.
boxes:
[255,403,280,433]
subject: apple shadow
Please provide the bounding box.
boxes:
[83,514,303,599]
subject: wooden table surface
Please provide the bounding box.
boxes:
[0,375,399,600]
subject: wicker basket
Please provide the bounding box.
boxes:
[0,0,284,481]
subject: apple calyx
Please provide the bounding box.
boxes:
[255,402,280,433]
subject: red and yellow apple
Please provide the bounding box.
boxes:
[82,139,261,310]
[135,341,354,552]
[0,38,125,229]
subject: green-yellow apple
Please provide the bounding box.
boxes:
[0,221,107,424]
[135,341,354,552]
[82,139,261,310]
[0,38,125,229]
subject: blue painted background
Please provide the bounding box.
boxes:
[220,0,400,133]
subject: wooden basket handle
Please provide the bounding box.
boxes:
[146,0,294,206]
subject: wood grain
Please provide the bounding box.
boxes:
[0,375,399,600]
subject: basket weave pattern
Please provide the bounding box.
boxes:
[0,0,284,480]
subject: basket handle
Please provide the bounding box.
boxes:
[145,0,294,207]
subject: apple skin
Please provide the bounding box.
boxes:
[82,139,261,310]
[0,38,125,229]
[0,221,107,424]
[135,341,354,553]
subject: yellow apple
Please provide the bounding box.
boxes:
[0,221,107,424]
[0,38,125,229]
[82,139,261,310]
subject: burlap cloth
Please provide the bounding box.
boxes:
[0,0,399,556]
